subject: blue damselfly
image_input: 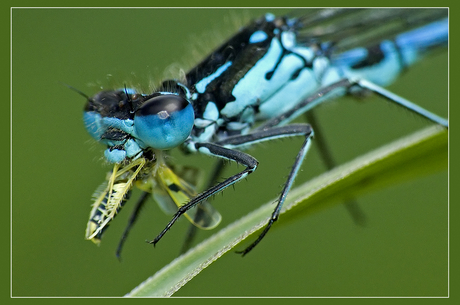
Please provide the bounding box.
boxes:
[80,8,448,259]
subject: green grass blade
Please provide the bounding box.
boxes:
[126,126,447,297]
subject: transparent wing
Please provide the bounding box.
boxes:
[292,8,447,53]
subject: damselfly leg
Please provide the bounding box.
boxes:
[305,110,366,226]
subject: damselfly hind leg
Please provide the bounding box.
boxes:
[180,160,227,254]
[234,75,448,255]
[305,110,366,226]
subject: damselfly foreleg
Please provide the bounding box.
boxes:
[148,144,258,247]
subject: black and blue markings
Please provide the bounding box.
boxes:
[82,9,448,258]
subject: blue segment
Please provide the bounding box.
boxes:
[396,18,448,51]
[104,148,126,163]
[396,18,448,66]
[124,139,142,158]
[134,103,195,150]
[83,111,104,140]
[331,47,368,68]
[281,31,296,49]
[331,18,448,86]
[195,61,232,94]
[257,66,318,120]
[102,139,142,163]
[83,110,137,146]
[101,117,135,135]
[264,13,275,22]
[249,30,268,43]
[352,40,402,86]
[203,102,219,121]
[333,41,404,87]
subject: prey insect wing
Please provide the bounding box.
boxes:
[86,158,146,244]
[154,165,222,230]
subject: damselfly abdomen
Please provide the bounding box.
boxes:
[81,8,448,258]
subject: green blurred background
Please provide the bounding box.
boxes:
[11,8,447,296]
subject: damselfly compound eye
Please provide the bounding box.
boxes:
[134,94,194,150]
